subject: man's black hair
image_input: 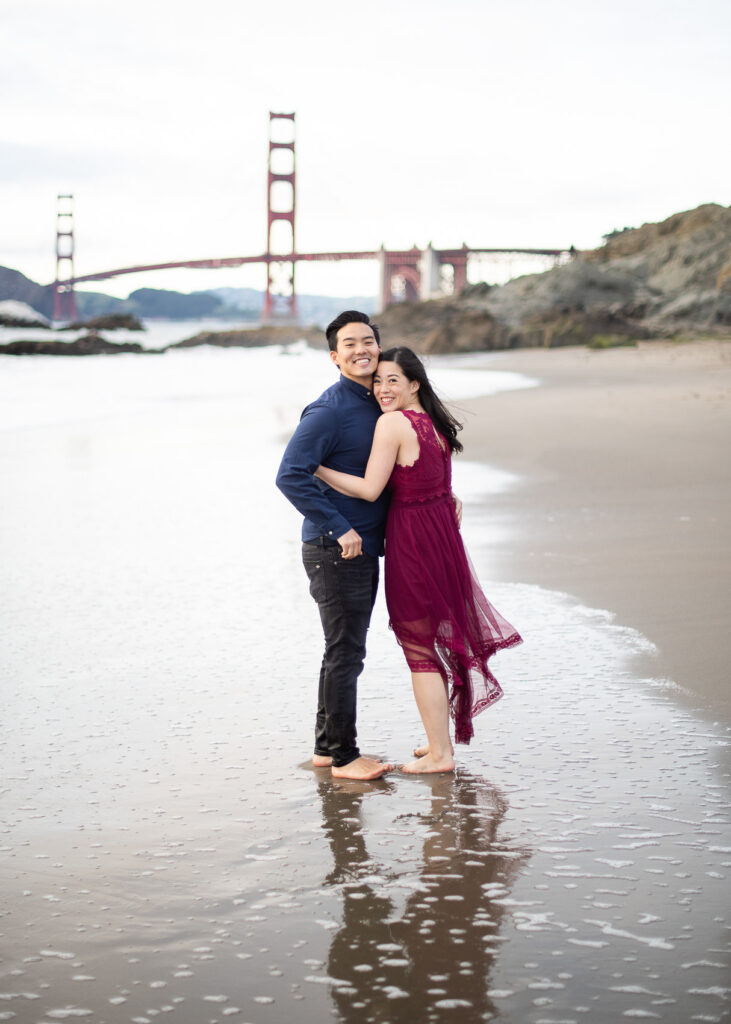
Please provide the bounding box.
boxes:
[325,310,380,352]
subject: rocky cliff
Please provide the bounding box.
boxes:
[377,204,731,353]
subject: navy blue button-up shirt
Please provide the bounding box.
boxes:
[276,374,388,558]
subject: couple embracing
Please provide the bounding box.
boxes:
[276,311,521,780]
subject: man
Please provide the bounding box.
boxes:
[276,311,392,780]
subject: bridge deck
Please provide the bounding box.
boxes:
[67,247,570,285]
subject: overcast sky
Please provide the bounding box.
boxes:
[2,0,730,298]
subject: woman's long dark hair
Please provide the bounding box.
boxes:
[378,347,463,454]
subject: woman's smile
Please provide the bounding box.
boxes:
[374,361,419,412]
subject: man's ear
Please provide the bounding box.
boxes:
[329,349,340,369]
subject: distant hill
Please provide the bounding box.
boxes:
[378,204,731,352]
[0,266,55,319]
[0,266,376,324]
[0,269,244,321]
[202,287,376,324]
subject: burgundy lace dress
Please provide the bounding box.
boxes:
[384,410,522,744]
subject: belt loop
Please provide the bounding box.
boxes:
[316,535,339,548]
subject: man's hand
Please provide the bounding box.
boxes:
[451,492,463,528]
[338,528,363,559]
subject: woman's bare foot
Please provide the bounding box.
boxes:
[331,756,393,780]
[312,754,332,767]
[401,752,455,774]
[413,742,454,758]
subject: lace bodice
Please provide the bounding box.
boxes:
[389,410,452,504]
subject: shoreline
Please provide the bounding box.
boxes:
[458,339,731,725]
[1,338,729,1020]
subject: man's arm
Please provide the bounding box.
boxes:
[275,403,356,547]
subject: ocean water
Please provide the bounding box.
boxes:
[0,317,249,352]
[0,339,729,1023]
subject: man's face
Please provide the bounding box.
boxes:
[329,322,381,383]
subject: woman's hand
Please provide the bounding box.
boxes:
[451,492,463,527]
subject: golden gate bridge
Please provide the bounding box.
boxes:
[53,113,573,322]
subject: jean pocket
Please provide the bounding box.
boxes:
[334,555,379,612]
[302,545,336,604]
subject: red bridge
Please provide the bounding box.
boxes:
[53,114,573,322]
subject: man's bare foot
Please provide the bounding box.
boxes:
[312,754,332,767]
[401,753,455,774]
[331,756,393,780]
[413,742,454,758]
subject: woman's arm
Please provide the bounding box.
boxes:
[315,413,405,501]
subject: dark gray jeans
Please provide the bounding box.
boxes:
[302,541,379,767]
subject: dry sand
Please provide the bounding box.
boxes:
[459,339,731,723]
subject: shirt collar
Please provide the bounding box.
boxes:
[339,374,375,400]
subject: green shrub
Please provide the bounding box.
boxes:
[587,334,638,349]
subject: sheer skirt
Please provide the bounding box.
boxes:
[385,493,521,744]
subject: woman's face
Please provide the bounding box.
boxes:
[373,361,419,412]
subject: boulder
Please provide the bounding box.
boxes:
[59,314,145,331]
[0,333,151,356]
[0,300,50,328]
[167,325,323,349]
[377,301,516,354]
[518,307,654,348]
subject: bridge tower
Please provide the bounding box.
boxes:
[438,247,468,294]
[53,193,78,322]
[378,247,422,310]
[264,112,297,321]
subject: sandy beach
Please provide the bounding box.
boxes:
[459,339,731,726]
[1,340,729,1023]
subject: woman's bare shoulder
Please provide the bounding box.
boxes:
[375,410,412,436]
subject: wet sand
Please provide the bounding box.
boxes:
[1,345,729,1023]
[458,339,731,725]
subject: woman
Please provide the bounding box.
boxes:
[316,347,522,774]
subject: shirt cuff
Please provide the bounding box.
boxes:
[319,513,352,541]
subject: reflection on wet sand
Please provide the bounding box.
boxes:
[3,350,730,1022]
[317,771,529,1021]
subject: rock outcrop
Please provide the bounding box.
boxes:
[168,325,324,349]
[378,203,731,352]
[59,314,145,332]
[0,300,51,328]
[0,323,323,357]
[0,334,151,356]
[585,203,731,328]
[373,299,515,354]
